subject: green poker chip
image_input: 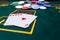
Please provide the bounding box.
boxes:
[10,2,18,6]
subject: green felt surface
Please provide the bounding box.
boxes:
[0,1,60,40]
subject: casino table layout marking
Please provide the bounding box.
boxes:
[0,1,10,6]
[0,19,5,24]
[0,10,37,34]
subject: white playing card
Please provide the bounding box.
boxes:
[14,13,37,28]
[4,14,19,26]
[4,13,37,28]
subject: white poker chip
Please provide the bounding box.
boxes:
[15,5,23,8]
[31,4,40,9]
[44,1,49,3]
[39,6,47,9]
[23,4,31,7]
[18,1,25,4]
[39,0,44,1]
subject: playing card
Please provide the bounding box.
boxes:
[4,13,37,28]
[14,13,37,28]
[4,14,20,26]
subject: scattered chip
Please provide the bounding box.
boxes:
[10,2,18,6]
[44,1,49,3]
[18,1,25,4]
[37,1,44,6]
[39,0,44,1]
[39,6,47,9]
[43,3,51,7]
[24,4,31,7]
[15,5,23,8]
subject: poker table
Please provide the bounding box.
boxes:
[0,1,60,40]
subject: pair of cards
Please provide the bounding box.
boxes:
[4,13,37,28]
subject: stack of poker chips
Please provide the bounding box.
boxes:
[37,1,51,9]
[15,1,31,9]
[13,1,51,9]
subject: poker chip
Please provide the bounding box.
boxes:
[44,1,49,3]
[10,2,18,5]
[37,1,44,4]
[43,3,51,7]
[37,1,49,4]
[23,4,31,7]
[18,1,25,4]
[15,5,23,8]
[32,1,37,4]
[37,1,51,8]
[37,1,44,6]
[31,4,40,9]
[10,2,18,6]
[22,6,29,9]
[39,6,47,9]
[39,0,44,1]
[22,4,31,9]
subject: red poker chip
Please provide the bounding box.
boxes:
[22,4,30,9]
[22,6,29,9]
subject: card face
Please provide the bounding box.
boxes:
[4,13,23,25]
[4,13,37,28]
[15,14,37,28]
[4,14,19,26]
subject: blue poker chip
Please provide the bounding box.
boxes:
[43,3,51,7]
[31,4,40,9]
[37,1,51,7]
[37,1,44,4]
[37,1,44,6]
[37,3,44,6]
